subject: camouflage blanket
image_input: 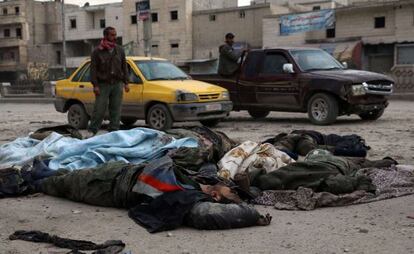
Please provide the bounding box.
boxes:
[252,165,414,210]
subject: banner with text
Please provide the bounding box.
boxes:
[280,9,335,36]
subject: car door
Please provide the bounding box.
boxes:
[75,62,95,115]
[255,52,301,110]
[121,62,144,118]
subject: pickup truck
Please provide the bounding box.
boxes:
[54,57,232,130]
[193,48,394,125]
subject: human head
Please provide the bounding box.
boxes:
[202,183,242,204]
[225,33,235,46]
[103,27,117,42]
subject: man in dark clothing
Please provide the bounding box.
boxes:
[218,33,246,77]
[38,157,272,233]
[87,27,129,137]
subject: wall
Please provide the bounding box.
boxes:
[122,0,193,64]
[192,4,272,60]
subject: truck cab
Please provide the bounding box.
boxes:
[193,48,393,125]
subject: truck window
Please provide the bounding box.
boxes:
[260,54,289,75]
[72,62,90,82]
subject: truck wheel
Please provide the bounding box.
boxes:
[359,108,384,121]
[248,109,270,119]
[146,104,173,130]
[121,117,138,126]
[200,118,221,127]
[307,93,338,125]
[68,104,89,129]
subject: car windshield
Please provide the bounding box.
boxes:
[135,60,189,81]
[289,49,344,72]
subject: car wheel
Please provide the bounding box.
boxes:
[146,104,173,130]
[121,117,138,126]
[359,108,384,121]
[200,118,221,127]
[248,109,270,119]
[307,93,338,125]
[68,104,89,129]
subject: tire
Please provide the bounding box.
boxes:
[121,117,138,126]
[248,109,270,119]
[67,104,89,129]
[146,104,173,130]
[307,93,338,125]
[200,118,221,127]
[359,108,384,121]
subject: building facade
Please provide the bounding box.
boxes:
[262,0,414,92]
[64,2,123,71]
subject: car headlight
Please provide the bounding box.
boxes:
[176,91,198,101]
[351,84,366,96]
[222,91,230,100]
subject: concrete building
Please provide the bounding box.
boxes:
[192,3,273,61]
[64,2,124,71]
[262,0,414,92]
[0,0,78,81]
[122,0,238,66]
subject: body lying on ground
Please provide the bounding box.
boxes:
[36,156,271,233]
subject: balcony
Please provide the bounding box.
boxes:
[0,37,25,47]
[0,14,26,25]
[66,29,103,41]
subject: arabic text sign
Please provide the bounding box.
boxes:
[280,9,335,36]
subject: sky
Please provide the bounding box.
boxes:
[63,0,251,7]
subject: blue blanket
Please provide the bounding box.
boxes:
[0,128,198,170]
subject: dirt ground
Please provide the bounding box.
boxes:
[0,101,413,254]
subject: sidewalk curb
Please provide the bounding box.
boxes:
[0,97,54,104]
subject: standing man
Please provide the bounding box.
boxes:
[87,26,129,137]
[218,33,246,78]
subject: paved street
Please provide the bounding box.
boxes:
[0,101,414,253]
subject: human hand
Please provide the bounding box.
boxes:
[124,84,130,93]
[93,86,100,96]
[257,213,272,226]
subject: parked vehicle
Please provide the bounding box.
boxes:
[54,57,232,130]
[193,48,394,125]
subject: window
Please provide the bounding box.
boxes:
[80,65,91,82]
[396,44,414,65]
[15,6,19,15]
[70,18,77,29]
[326,27,335,38]
[128,64,142,84]
[72,63,90,82]
[56,51,61,65]
[374,16,385,28]
[151,12,158,22]
[4,29,10,37]
[151,44,159,55]
[131,15,137,24]
[313,6,321,11]
[100,19,105,28]
[239,10,245,19]
[3,8,7,15]
[260,53,289,75]
[209,14,216,21]
[170,43,179,54]
[16,28,21,38]
[170,10,178,21]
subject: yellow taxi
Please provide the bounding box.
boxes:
[54,57,232,130]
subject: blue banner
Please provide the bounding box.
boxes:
[280,9,335,36]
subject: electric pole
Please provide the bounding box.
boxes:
[61,0,67,78]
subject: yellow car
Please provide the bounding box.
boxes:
[54,57,232,130]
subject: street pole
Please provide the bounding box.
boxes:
[143,15,152,57]
[61,0,67,78]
